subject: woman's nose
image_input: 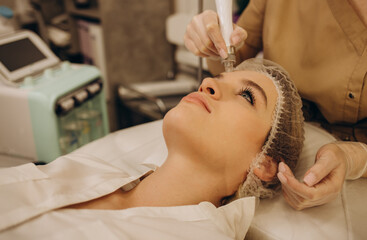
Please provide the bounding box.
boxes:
[198,78,221,100]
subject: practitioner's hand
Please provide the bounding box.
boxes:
[184,10,247,60]
[277,143,347,210]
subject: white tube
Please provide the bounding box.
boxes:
[215,0,233,48]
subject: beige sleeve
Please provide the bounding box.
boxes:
[236,0,267,51]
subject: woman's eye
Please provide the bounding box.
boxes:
[240,88,255,105]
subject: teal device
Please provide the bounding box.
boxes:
[0,30,109,163]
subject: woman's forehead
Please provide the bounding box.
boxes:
[231,70,273,82]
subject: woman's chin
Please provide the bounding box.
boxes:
[162,107,201,148]
[163,107,186,136]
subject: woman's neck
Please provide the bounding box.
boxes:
[66,153,230,210]
[122,153,226,209]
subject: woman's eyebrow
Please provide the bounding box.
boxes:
[241,79,268,107]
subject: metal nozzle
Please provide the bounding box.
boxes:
[221,46,236,72]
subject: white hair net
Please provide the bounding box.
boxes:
[230,58,305,200]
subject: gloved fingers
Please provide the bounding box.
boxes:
[279,162,329,200]
[278,155,344,210]
[191,14,218,54]
[281,185,312,211]
[303,144,343,187]
[278,162,310,198]
[278,161,342,209]
[184,34,211,58]
[184,10,227,59]
[277,169,313,200]
[280,173,339,210]
[201,11,228,58]
[282,185,338,210]
[230,24,247,49]
[185,24,216,58]
[282,187,304,210]
[281,184,310,210]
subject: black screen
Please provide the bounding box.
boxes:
[0,38,47,72]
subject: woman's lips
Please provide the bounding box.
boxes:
[182,92,211,113]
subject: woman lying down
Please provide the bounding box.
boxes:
[0,59,304,240]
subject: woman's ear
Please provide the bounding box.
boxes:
[253,155,278,182]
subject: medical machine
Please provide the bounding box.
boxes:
[0,30,109,163]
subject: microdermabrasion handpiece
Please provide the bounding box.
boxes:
[215,0,235,72]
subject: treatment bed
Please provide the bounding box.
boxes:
[73,120,367,240]
[1,120,365,239]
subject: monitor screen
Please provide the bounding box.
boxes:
[0,38,47,72]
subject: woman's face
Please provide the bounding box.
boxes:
[163,70,278,194]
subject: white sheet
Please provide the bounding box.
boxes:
[2,120,364,239]
[74,120,367,240]
[0,138,255,240]
[1,196,255,240]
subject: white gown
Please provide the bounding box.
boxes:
[0,153,255,240]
